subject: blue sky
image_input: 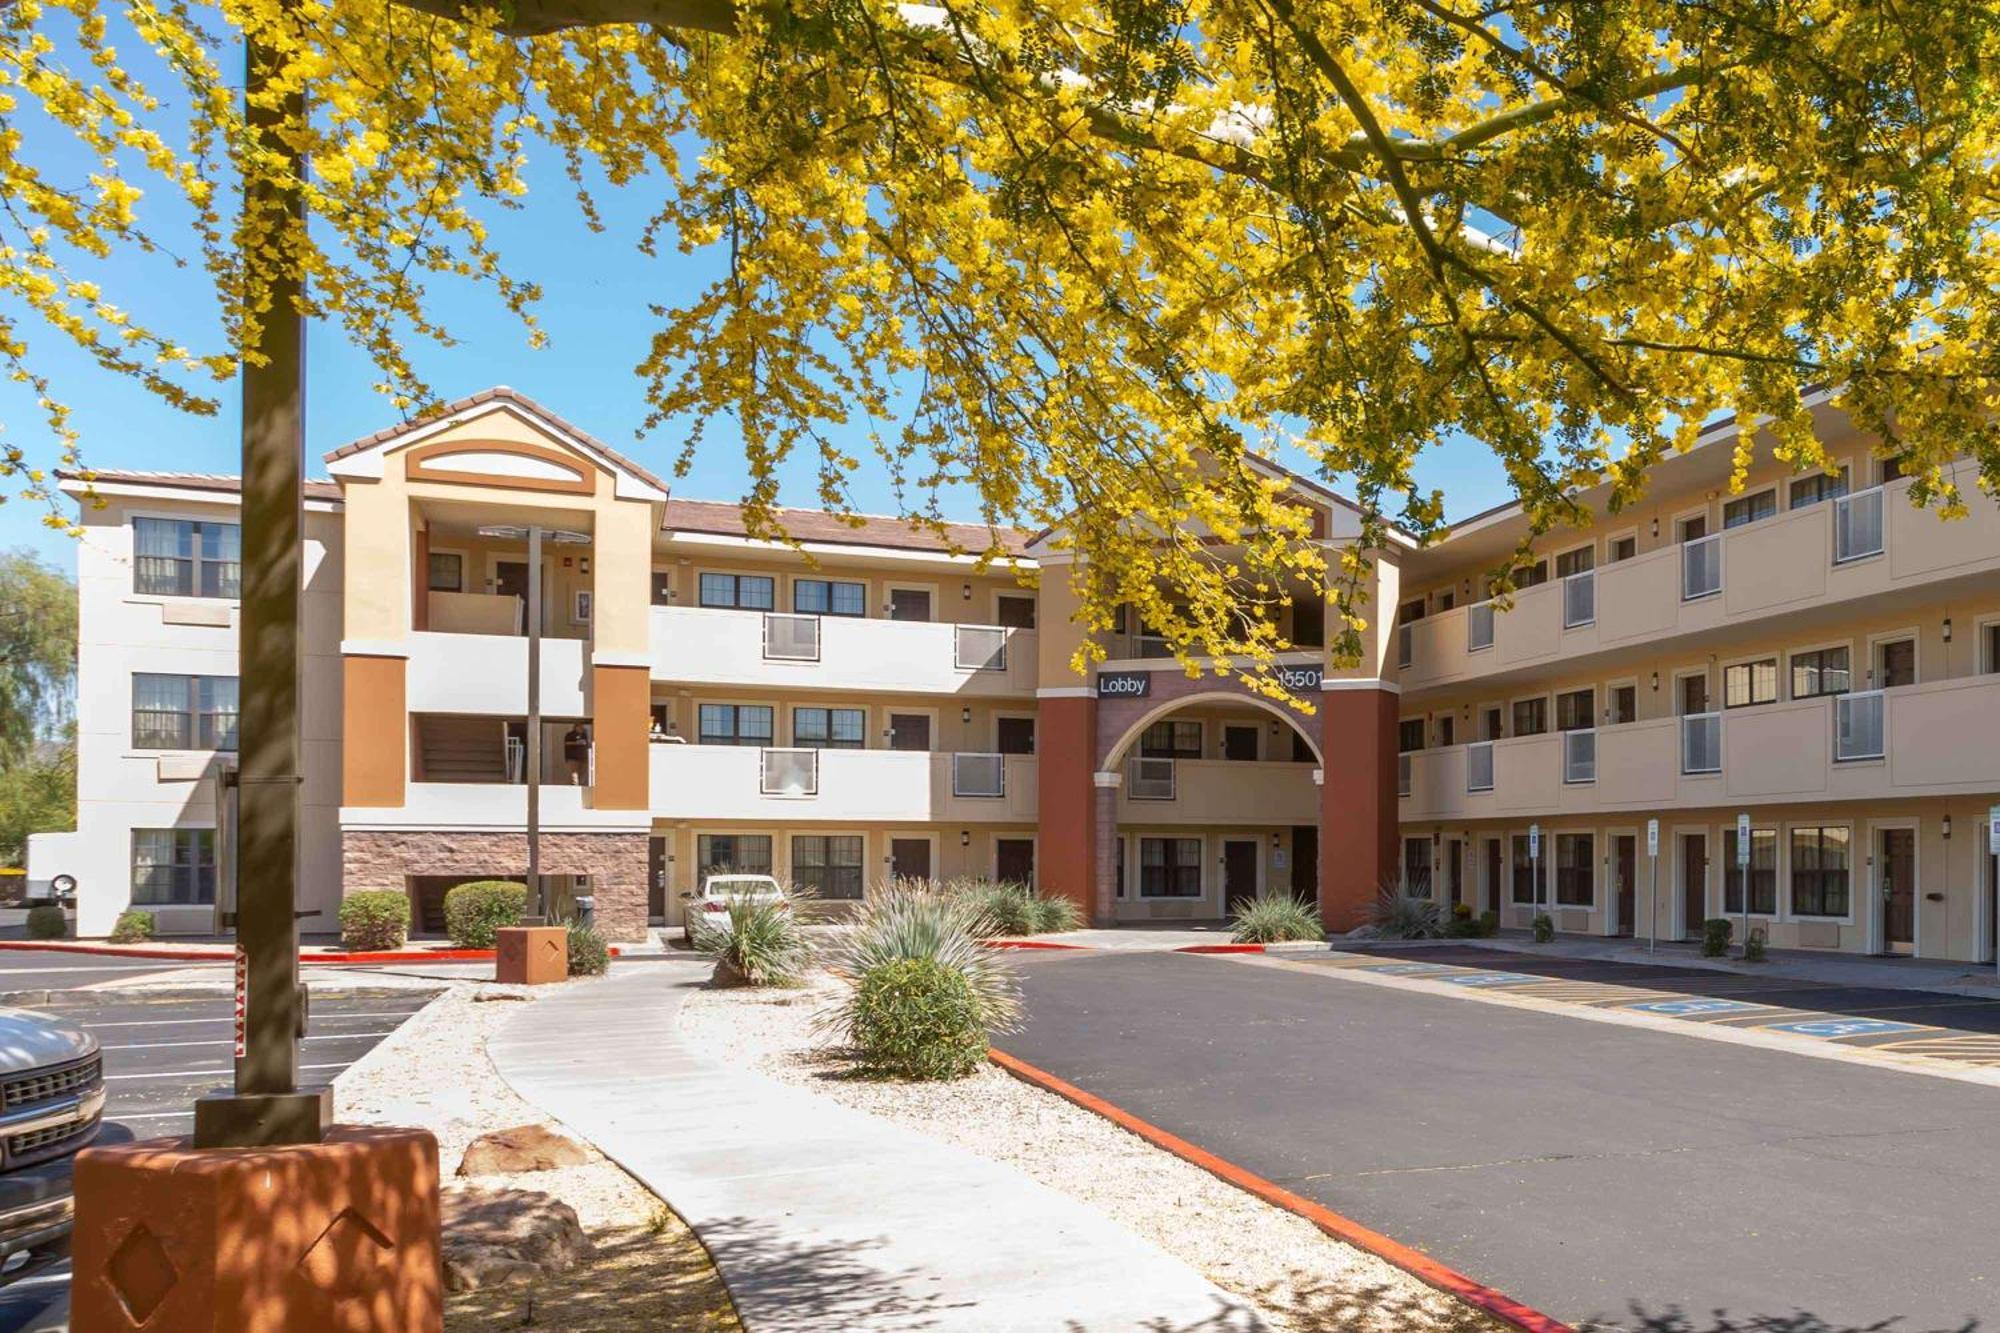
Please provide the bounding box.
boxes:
[0,74,1515,576]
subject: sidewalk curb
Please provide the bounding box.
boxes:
[0,940,627,965]
[981,939,1093,951]
[988,1047,1574,1333]
[1174,942,1266,954]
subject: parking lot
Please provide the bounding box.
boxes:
[0,983,438,1333]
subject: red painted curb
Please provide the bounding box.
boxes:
[0,940,624,965]
[980,939,1092,951]
[988,1047,1575,1333]
[1174,942,1266,954]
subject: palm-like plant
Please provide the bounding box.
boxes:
[820,882,1021,1040]
[1229,892,1326,944]
[691,890,816,986]
[1365,884,1446,940]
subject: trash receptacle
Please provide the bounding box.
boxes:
[574,895,596,930]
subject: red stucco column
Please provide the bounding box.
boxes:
[1318,682,1399,932]
[1037,693,1100,922]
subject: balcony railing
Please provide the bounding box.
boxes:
[1467,740,1495,792]
[1681,534,1721,600]
[1562,728,1596,784]
[1835,487,1885,563]
[1397,752,1413,797]
[952,752,1006,797]
[954,624,1008,672]
[1681,712,1721,774]
[1127,756,1176,800]
[759,747,819,796]
[762,613,821,662]
[1834,690,1886,761]
[1562,570,1595,628]
[1467,601,1495,653]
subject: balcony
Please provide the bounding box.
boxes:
[650,606,1037,695]
[649,744,1038,821]
[1399,673,2000,821]
[341,782,642,829]
[1398,479,2000,692]
[1114,758,1320,825]
[404,632,589,717]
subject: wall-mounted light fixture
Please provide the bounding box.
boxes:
[960,830,971,848]
[1944,617,1954,643]
[962,583,973,600]
[1944,814,1954,839]
[961,707,972,724]
[1651,671,1660,691]
[1651,517,1660,539]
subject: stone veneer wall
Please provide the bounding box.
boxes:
[341,830,650,943]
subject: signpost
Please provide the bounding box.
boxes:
[1990,806,2000,977]
[1646,817,1660,953]
[1529,822,1542,923]
[1736,811,1752,960]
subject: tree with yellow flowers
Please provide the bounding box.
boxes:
[4,0,1998,684]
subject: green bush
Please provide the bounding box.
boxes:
[1531,913,1555,943]
[1451,901,1473,921]
[443,880,526,949]
[1365,885,1443,939]
[1441,915,1479,939]
[821,883,1020,1068]
[1743,927,1767,963]
[108,910,155,944]
[847,956,989,1079]
[26,905,65,939]
[692,892,815,986]
[337,890,410,952]
[566,920,611,976]
[1476,909,1500,938]
[1702,917,1734,957]
[943,880,1082,937]
[1231,893,1326,944]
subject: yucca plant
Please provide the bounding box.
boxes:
[939,878,1083,938]
[1365,883,1446,940]
[692,891,816,987]
[1229,892,1326,944]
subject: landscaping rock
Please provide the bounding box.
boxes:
[442,1187,594,1292]
[458,1123,590,1177]
[472,988,531,1003]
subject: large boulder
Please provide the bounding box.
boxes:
[457,1123,590,1177]
[442,1187,594,1292]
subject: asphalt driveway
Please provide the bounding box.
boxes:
[1006,950,1999,1332]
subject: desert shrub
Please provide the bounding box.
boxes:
[1531,912,1555,943]
[26,905,65,939]
[822,883,1020,1068]
[108,910,155,944]
[443,880,526,949]
[692,891,814,986]
[1476,909,1500,938]
[566,920,611,976]
[1441,914,1479,939]
[1743,927,1767,963]
[1365,886,1444,939]
[1231,893,1326,944]
[944,879,1081,937]
[337,890,409,952]
[1451,901,1473,921]
[1702,917,1734,958]
[847,957,989,1079]
[1028,893,1083,934]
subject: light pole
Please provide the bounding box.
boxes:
[476,522,589,923]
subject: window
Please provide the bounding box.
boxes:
[1555,546,1594,578]
[699,573,775,610]
[1399,598,1427,624]
[996,716,1036,755]
[1397,719,1426,753]
[697,834,773,878]
[795,578,866,617]
[1790,466,1850,510]
[1790,826,1851,918]
[1433,589,1455,612]
[1722,826,1778,915]
[697,704,774,747]
[1722,489,1777,529]
[1140,720,1202,759]
[1790,646,1851,700]
[1290,596,1324,647]
[1511,560,1549,589]
[1511,697,1548,737]
[1510,834,1541,905]
[132,673,238,750]
[1556,688,1595,732]
[1724,658,1778,708]
[1403,838,1432,897]
[426,551,463,593]
[1140,837,1202,897]
[793,707,864,749]
[134,517,240,598]
[792,834,864,900]
[1609,535,1637,562]
[996,594,1037,629]
[131,828,217,905]
[1555,833,1594,907]
[1610,684,1637,725]
[1880,452,1910,483]
[1988,622,2000,675]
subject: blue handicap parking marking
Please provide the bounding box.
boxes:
[1627,997,1760,1016]
[1358,962,1459,976]
[1762,1017,1926,1039]
[1437,971,1543,987]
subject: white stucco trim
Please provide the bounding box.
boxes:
[341,639,411,659]
[1037,687,1094,698]
[1322,677,1401,693]
[591,651,652,669]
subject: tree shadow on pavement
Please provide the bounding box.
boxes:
[1607,1305,1980,1333]
[693,1212,976,1328]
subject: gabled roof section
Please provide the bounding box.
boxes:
[664,497,1031,557]
[322,386,671,502]
[57,469,343,504]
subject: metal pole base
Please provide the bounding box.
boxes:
[193,1086,330,1149]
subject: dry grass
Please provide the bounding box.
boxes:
[445,1216,741,1332]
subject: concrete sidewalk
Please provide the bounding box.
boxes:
[488,966,1261,1332]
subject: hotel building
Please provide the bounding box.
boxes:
[28,387,2000,963]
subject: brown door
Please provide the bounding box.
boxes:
[1681,834,1707,939]
[1881,827,1916,952]
[888,713,931,751]
[888,588,932,622]
[1446,840,1464,910]
[648,836,668,921]
[890,838,933,883]
[1484,838,1502,912]
[1615,836,1637,937]
[496,560,529,633]
[1222,840,1259,911]
[1290,826,1317,898]
[1223,726,1259,761]
[1876,639,1917,689]
[996,838,1035,887]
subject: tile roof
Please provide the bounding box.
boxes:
[58,470,343,503]
[663,497,1032,557]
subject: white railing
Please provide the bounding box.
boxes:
[1397,623,1413,669]
[1834,690,1886,761]
[954,624,1008,672]
[1397,752,1412,797]
[1127,756,1176,800]
[951,751,1006,797]
[759,747,819,796]
[1467,741,1495,792]
[1682,534,1721,600]
[1681,712,1721,774]
[1562,728,1596,784]
[1834,487,1885,563]
[1467,601,1495,653]
[762,613,821,662]
[1562,570,1595,628]
[504,735,525,784]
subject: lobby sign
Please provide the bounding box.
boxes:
[1097,671,1153,699]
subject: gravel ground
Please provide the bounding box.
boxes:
[680,974,1498,1333]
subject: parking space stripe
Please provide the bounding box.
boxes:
[100,1029,400,1051]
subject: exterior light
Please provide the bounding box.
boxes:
[1944,617,1954,642]
[960,830,971,848]
[962,707,972,724]
[1944,815,1954,839]
[1651,672,1659,691]
[962,583,973,600]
